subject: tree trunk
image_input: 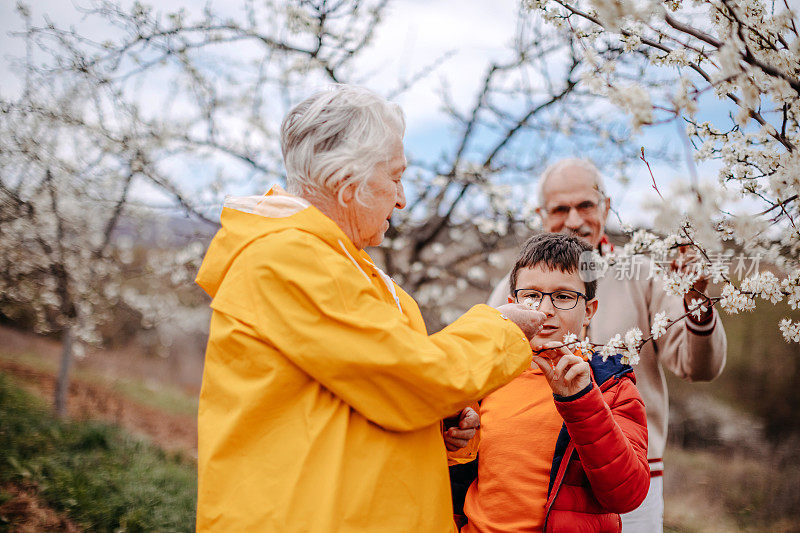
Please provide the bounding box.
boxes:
[54,324,73,418]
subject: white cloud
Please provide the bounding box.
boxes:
[352,0,520,125]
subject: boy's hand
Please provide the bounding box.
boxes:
[531,342,591,397]
[443,407,480,451]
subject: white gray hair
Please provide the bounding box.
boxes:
[280,84,405,205]
[538,158,606,207]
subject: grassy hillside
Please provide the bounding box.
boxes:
[0,373,196,532]
[663,300,800,532]
[666,299,800,442]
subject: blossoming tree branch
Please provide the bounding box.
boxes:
[2,0,641,412]
[523,0,800,355]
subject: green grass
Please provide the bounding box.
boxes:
[109,379,198,417]
[0,349,59,373]
[0,349,198,417]
[0,373,196,532]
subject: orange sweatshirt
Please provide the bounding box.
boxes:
[461,367,563,532]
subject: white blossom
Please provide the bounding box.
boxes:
[621,349,640,366]
[781,270,800,310]
[779,319,800,343]
[600,333,624,362]
[742,272,784,304]
[624,326,643,349]
[650,311,669,340]
[719,283,756,314]
[688,298,708,320]
[663,270,699,298]
[467,266,486,281]
[608,84,653,131]
[621,327,643,365]
[623,229,659,256]
[563,332,578,347]
[579,336,595,359]
[488,253,504,268]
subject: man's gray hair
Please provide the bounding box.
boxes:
[538,158,606,207]
[280,84,405,205]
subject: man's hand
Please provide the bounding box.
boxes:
[443,407,480,451]
[496,303,547,340]
[531,342,591,397]
[672,246,712,321]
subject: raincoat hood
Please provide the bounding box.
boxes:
[197,185,351,299]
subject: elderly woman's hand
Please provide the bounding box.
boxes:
[443,407,480,451]
[496,303,547,341]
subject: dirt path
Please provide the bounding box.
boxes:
[0,483,80,533]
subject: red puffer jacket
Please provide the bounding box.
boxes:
[545,355,649,532]
[450,354,649,532]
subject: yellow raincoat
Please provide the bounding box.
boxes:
[195,187,532,531]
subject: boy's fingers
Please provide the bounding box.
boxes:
[531,355,553,377]
[549,345,573,374]
[553,354,569,378]
[535,341,574,363]
[563,363,587,384]
[539,341,563,355]
[554,354,582,380]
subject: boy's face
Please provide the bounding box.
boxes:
[508,264,598,351]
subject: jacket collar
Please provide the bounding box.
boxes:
[598,234,614,256]
[589,352,634,387]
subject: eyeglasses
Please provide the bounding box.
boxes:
[545,200,600,219]
[513,288,587,310]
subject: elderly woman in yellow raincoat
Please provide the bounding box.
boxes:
[195,84,545,532]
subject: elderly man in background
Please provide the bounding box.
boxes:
[194,84,546,532]
[488,158,727,532]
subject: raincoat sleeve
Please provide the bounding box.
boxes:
[218,232,532,432]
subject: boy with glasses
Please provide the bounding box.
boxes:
[449,233,649,532]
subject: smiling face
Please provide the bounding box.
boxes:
[509,264,598,351]
[537,164,610,249]
[340,134,407,249]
